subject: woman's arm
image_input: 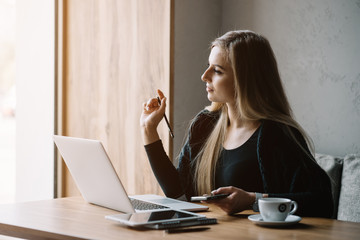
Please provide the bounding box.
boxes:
[143,124,199,199]
[266,165,334,218]
[259,121,334,218]
[144,140,184,198]
[140,90,194,199]
[203,167,333,217]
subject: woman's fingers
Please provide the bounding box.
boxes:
[159,97,166,112]
[212,186,234,195]
[157,89,165,100]
[141,90,167,120]
[145,98,160,111]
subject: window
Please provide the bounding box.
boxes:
[0,0,55,203]
[0,0,16,204]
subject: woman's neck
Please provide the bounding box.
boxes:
[226,103,259,129]
[223,102,261,150]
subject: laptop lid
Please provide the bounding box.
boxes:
[53,135,135,213]
[53,135,208,213]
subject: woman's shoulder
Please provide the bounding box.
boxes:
[194,109,220,121]
[261,120,303,140]
[260,119,310,155]
[191,109,220,130]
[186,109,220,143]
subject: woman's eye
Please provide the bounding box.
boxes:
[205,63,222,74]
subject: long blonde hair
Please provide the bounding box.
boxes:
[194,30,314,195]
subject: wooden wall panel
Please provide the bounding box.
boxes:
[61,0,172,196]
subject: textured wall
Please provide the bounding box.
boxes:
[222,0,360,156]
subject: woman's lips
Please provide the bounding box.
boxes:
[206,86,214,92]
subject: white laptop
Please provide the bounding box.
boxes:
[53,135,208,213]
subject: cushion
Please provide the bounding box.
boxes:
[337,154,360,222]
[315,153,343,219]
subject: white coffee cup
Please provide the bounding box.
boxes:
[258,198,298,222]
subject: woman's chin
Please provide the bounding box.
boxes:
[207,95,221,103]
[207,93,214,101]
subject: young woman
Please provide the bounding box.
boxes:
[140,30,333,217]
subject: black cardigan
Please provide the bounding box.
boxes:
[144,110,333,218]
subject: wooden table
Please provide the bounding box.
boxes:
[0,197,359,240]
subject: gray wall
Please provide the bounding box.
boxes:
[173,0,360,159]
[221,0,360,156]
[173,0,221,160]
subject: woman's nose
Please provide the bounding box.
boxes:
[201,68,211,83]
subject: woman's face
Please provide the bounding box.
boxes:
[201,46,235,104]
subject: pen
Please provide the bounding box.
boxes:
[157,97,174,138]
[165,227,210,234]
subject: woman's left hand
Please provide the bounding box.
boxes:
[203,186,255,215]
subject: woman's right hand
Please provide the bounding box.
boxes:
[140,89,167,144]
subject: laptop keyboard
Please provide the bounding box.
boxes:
[130,198,169,211]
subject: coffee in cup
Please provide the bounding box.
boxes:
[258,198,298,221]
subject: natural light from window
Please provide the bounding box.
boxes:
[0,0,16,204]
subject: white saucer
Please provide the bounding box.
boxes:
[248,214,302,227]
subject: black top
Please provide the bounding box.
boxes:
[144,110,333,218]
[215,127,263,192]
